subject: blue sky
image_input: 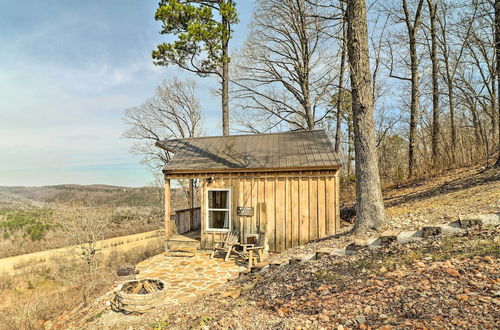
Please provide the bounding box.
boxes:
[0,0,254,187]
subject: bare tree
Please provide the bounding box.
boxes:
[436,1,474,161]
[496,0,500,167]
[427,0,441,167]
[339,0,499,182]
[123,77,203,212]
[60,206,112,274]
[347,0,386,233]
[452,0,499,165]
[232,0,339,132]
[335,1,347,152]
[388,0,425,177]
[123,78,203,170]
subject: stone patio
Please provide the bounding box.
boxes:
[135,252,246,305]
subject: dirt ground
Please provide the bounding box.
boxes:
[72,226,499,330]
[383,165,499,226]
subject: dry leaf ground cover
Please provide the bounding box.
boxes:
[76,226,499,329]
[383,166,499,229]
[43,166,500,329]
[247,227,500,329]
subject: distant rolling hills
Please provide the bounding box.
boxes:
[0,184,188,208]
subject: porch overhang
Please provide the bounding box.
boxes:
[162,165,341,179]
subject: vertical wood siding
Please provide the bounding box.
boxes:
[170,207,201,234]
[180,170,338,252]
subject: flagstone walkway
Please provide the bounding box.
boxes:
[135,252,246,305]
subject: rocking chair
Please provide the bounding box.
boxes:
[210,231,240,261]
[236,231,267,268]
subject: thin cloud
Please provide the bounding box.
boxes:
[0,0,254,186]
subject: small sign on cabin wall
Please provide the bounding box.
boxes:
[237,206,254,217]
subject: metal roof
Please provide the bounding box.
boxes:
[155,130,341,173]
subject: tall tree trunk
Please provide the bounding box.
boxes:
[446,69,457,162]
[296,0,314,130]
[347,113,354,178]
[467,97,488,162]
[303,80,314,129]
[492,0,498,154]
[335,11,347,153]
[222,11,230,136]
[495,0,500,166]
[492,70,498,153]
[428,0,440,167]
[408,35,419,177]
[222,60,229,136]
[403,0,424,178]
[346,0,386,233]
[439,14,457,162]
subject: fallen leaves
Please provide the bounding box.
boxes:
[245,227,499,329]
[455,294,469,301]
[445,268,460,277]
[220,289,241,299]
[74,223,499,330]
[317,283,329,292]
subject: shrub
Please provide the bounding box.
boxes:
[0,239,164,330]
[0,273,13,291]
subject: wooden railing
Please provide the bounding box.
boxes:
[170,207,201,234]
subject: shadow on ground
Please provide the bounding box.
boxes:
[384,167,499,208]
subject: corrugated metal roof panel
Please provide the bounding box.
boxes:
[155,130,341,172]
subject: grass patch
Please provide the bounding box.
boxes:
[434,235,500,260]
[149,320,169,329]
[198,315,214,326]
[86,311,104,323]
[314,269,343,283]
[0,273,13,290]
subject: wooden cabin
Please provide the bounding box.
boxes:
[155,129,341,253]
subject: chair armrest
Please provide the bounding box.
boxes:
[239,244,255,248]
[246,246,264,251]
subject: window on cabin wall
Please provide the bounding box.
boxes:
[206,189,231,231]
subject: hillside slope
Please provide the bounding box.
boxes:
[0,184,177,258]
[67,166,499,329]
[336,165,499,230]
[383,166,499,229]
[71,226,499,329]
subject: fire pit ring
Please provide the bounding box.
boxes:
[113,278,168,313]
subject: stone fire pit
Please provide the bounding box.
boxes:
[113,278,167,313]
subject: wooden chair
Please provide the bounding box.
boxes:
[210,231,240,262]
[237,231,267,268]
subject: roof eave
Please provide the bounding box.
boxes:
[162,164,341,175]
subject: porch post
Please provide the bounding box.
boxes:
[164,177,171,239]
[189,179,194,229]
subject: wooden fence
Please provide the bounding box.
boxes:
[170,207,201,234]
